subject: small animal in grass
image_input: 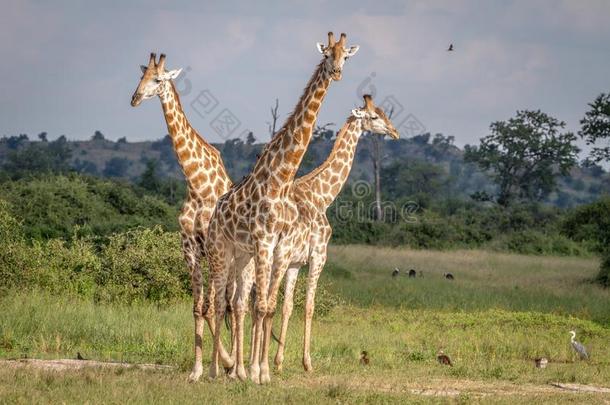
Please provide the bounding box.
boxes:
[392,268,400,278]
[360,351,370,366]
[534,357,548,369]
[447,44,454,51]
[437,351,453,366]
[569,330,589,360]
[443,272,454,280]
[408,269,417,278]
[76,352,87,361]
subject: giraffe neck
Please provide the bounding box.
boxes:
[251,61,332,195]
[296,117,363,208]
[158,81,230,196]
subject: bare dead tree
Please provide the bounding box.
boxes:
[370,107,394,221]
[267,98,280,137]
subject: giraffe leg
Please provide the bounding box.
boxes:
[184,236,205,383]
[274,266,299,371]
[249,242,272,384]
[303,247,328,372]
[260,245,292,383]
[208,247,233,379]
[226,274,238,379]
[233,255,254,381]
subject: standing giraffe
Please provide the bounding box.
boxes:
[272,95,399,371]
[130,53,235,380]
[203,32,359,384]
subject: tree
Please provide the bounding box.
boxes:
[91,130,105,141]
[139,159,162,193]
[312,123,335,142]
[267,98,280,137]
[5,134,29,150]
[117,136,128,144]
[465,110,579,206]
[580,92,610,163]
[381,159,445,199]
[103,157,131,178]
[38,132,48,142]
[245,132,256,145]
[2,136,72,178]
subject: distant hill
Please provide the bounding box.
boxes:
[1,132,608,208]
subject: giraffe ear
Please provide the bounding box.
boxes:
[351,108,365,118]
[345,45,360,57]
[140,65,148,73]
[158,68,183,81]
[316,42,327,54]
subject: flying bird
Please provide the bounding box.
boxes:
[569,330,589,360]
[447,44,454,51]
[360,350,370,366]
[437,351,453,366]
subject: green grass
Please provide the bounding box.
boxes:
[1,247,609,403]
[326,246,610,325]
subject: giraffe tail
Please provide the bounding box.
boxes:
[271,328,281,344]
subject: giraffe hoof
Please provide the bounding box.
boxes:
[249,366,261,384]
[208,364,220,379]
[260,372,271,384]
[237,367,248,382]
[188,367,203,383]
[274,354,284,371]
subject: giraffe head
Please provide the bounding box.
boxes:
[352,95,399,139]
[316,32,359,81]
[130,53,183,106]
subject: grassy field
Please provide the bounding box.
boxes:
[1,247,609,403]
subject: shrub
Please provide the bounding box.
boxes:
[97,227,189,303]
[597,251,610,288]
[562,197,610,253]
[0,174,179,240]
[0,199,27,290]
[24,238,101,298]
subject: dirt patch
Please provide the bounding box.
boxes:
[291,374,610,398]
[0,358,175,372]
[2,359,610,399]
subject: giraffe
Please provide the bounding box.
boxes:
[272,94,399,371]
[203,32,359,384]
[130,53,235,381]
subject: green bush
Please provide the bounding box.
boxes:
[0,203,190,302]
[0,200,28,290]
[0,174,179,240]
[562,197,610,253]
[0,202,101,296]
[24,238,101,298]
[96,227,190,303]
[487,230,589,256]
[597,251,610,288]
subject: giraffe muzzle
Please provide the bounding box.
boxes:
[131,93,143,107]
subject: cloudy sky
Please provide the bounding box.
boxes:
[1,0,609,152]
